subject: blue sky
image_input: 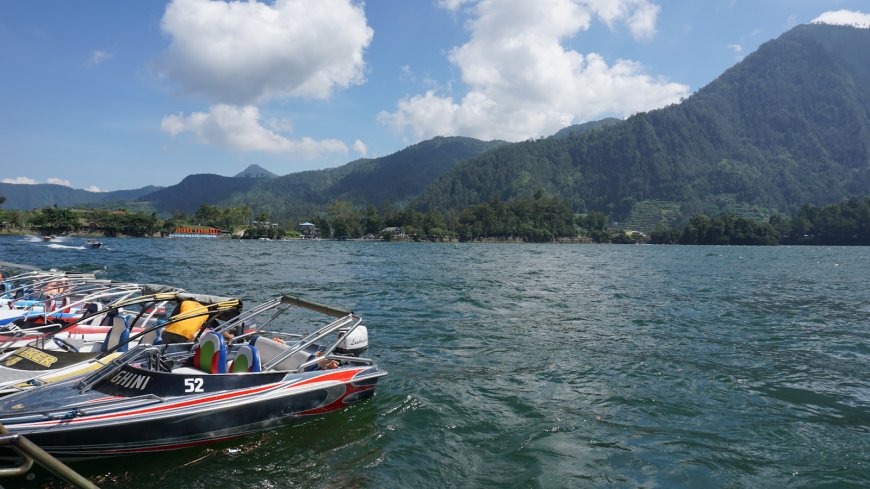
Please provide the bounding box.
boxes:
[1,0,868,191]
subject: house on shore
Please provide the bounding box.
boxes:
[298,222,320,239]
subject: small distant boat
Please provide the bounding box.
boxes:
[41,235,56,242]
[84,239,103,249]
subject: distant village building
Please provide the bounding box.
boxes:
[297,222,319,238]
[169,226,220,238]
[381,227,405,238]
[251,220,278,229]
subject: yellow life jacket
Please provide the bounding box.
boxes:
[163,300,209,340]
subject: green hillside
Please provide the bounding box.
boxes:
[5,25,870,223]
[0,183,161,210]
[138,174,262,215]
[208,136,505,220]
[414,24,870,218]
[552,118,622,139]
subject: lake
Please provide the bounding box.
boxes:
[1,235,868,488]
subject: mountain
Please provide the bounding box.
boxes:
[551,118,622,139]
[234,164,276,178]
[0,183,162,210]
[138,174,262,214]
[8,25,868,221]
[143,136,505,218]
[414,24,870,217]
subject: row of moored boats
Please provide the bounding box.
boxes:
[0,266,385,460]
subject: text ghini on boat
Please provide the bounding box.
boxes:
[0,294,386,459]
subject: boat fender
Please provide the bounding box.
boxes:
[336,326,368,355]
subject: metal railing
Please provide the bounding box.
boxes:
[0,423,98,488]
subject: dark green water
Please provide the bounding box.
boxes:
[1,235,868,488]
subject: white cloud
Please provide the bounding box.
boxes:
[267,117,295,133]
[590,0,661,41]
[89,50,112,66]
[159,0,374,105]
[727,43,742,53]
[380,0,688,142]
[161,104,348,158]
[353,139,368,155]
[812,10,870,28]
[400,64,415,82]
[2,177,38,185]
[46,178,72,187]
[2,177,79,186]
[439,0,475,11]
[86,186,107,193]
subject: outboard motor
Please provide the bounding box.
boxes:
[335,325,368,356]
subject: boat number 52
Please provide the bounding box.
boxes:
[184,378,204,393]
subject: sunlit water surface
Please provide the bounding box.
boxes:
[1,236,868,488]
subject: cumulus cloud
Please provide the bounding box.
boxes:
[380,0,688,142]
[159,0,373,105]
[590,0,661,41]
[438,0,474,11]
[89,50,113,66]
[812,9,870,28]
[161,104,348,158]
[2,177,38,185]
[46,178,72,187]
[727,43,742,53]
[86,186,107,193]
[1,177,77,186]
[353,139,368,155]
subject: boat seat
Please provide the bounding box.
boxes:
[193,332,226,373]
[250,336,315,372]
[102,314,131,352]
[80,303,106,326]
[138,325,163,346]
[229,345,261,373]
[100,310,119,326]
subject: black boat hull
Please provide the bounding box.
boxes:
[0,367,382,458]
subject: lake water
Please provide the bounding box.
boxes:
[1,235,868,488]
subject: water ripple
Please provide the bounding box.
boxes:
[1,238,868,488]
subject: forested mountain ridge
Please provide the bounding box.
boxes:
[5,25,869,222]
[552,118,622,139]
[414,24,870,217]
[139,174,262,215]
[0,183,161,210]
[212,136,506,220]
[1,137,502,216]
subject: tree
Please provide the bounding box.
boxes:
[327,201,361,238]
[30,207,79,235]
[119,212,159,237]
[361,205,382,235]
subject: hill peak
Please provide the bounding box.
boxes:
[235,164,277,178]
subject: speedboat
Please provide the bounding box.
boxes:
[84,239,103,249]
[0,272,111,329]
[0,290,240,396]
[0,294,386,459]
[0,276,150,343]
